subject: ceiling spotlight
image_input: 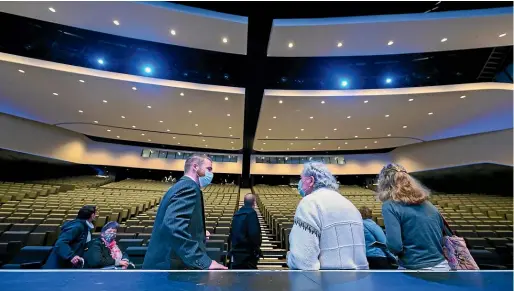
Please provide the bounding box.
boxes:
[312,147,316,150]
[441,38,448,42]
[301,129,304,131]
[408,98,414,102]
[188,110,192,113]
[388,40,394,46]
[148,139,152,142]
[403,125,408,128]
[53,93,58,96]
[116,136,120,138]
[147,105,152,109]
[224,96,229,101]
[334,128,337,131]
[287,148,290,150]
[288,42,294,48]
[141,133,145,136]
[318,142,321,145]
[97,59,104,65]
[321,100,325,104]
[263,142,266,145]
[337,42,343,47]
[170,29,176,36]
[177,143,181,145]
[94,121,98,124]
[227,113,231,117]
[309,116,314,119]
[374,141,378,144]
[78,110,83,113]
[113,20,120,26]
[364,100,369,103]
[159,120,163,123]
[180,92,184,96]
[222,37,228,43]
[172,136,175,138]
[121,116,126,119]
[355,136,359,138]
[365,146,368,149]
[290,143,294,145]
[428,112,434,115]
[132,87,137,91]
[279,100,283,104]
[231,141,234,144]
[132,125,136,128]
[18,69,25,73]
[387,134,391,137]
[385,78,392,84]
[265,136,268,138]
[49,7,56,12]
[325,136,328,139]
[102,100,107,103]
[144,67,152,73]
[272,116,277,119]
[460,95,466,99]
[341,80,349,87]
[347,116,351,119]
[229,126,232,129]
[230,134,233,137]
[79,80,85,83]
[499,33,507,38]
[338,146,341,149]
[385,114,390,117]
[202,139,206,142]
[167,129,170,132]
[199,132,202,135]
[295,137,298,139]
[366,127,371,130]
[345,142,348,145]
[268,128,272,131]
[195,124,198,127]
[107,129,111,132]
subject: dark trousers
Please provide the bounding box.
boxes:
[367,257,395,269]
[231,255,258,270]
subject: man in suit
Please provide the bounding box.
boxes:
[143,154,227,270]
[230,193,262,269]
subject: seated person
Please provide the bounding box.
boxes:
[84,221,131,269]
[359,206,396,269]
[43,205,97,269]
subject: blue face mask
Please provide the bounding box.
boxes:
[199,170,214,188]
[298,180,306,197]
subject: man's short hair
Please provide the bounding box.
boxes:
[77,205,96,220]
[244,193,256,207]
[184,154,211,172]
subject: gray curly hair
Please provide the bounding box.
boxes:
[301,162,339,192]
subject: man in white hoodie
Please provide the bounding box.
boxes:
[287,162,369,270]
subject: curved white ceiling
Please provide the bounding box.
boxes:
[268,7,513,57]
[0,1,248,55]
[0,53,245,150]
[256,83,513,151]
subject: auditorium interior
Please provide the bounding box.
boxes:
[0,1,512,290]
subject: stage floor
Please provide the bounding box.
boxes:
[0,270,512,291]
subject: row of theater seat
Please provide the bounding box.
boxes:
[254,185,514,270]
[30,176,115,189]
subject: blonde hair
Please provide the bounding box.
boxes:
[376,163,430,205]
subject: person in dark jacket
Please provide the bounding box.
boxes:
[43,205,97,269]
[230,193,262,269]
[143,154,227,270]
[84,221,131,269]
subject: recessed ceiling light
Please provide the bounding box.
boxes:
[230,134,233,137]
[347,116,351,119]
[408,98,414,102]
[132,125,136,128]
[499,33,507,38]
[148,139,152,142]
[366,127,371,130]
[232,147,235,150]
[374,141,378,144]
[116,136,120,138]
[345,142,348,145]
[265,136,268,138]
[79,80,85,83]
[460,95,466,99]
[102,100,107,103]
[180,92,184,96]
[288,42,294,48]
[279,100,283,104]
[403,125,408,128]
[121,116,125,119]
[107,129,111,132]
[365,146,368,149]
[337,42,343,47]
[428,112,434,115]
[321,100,325,104]
[113,20,120,26]
[166,129,170,132]
[312,147,316,150]
[132,87,137,91]
[178,143,181,145]
[78,110,83,113]
[387,134,391,137]
[224,96,229,101]
[227,113,231,117]
[364,100,369,103]
[199,132,202,135]
[147,105,152,109]
[325,136,328,139]
[170,29,176,36]
[195,124,198,127]
[268,128,272,131]
[18,69,25,73]
[290,143,294,145]
[355,136,358,138]
[263,142,266,145]
[94,121,98,123]
[333,128,337,131]
[202,139,206,142]
[159,120,163,123]
[338,146,341,149]
[229,126,232,129]
[309,116,313,119]
[97,58,104,65]
[222,37,228,43]
[53,93,58,96]
[301,129,304,131]
[273,116,277,119]
[172,136,175,138]
[441,38,448,42]
[385,114,390,117]
[141,133,145,136]
[388,40,394,46]
[49,7,56,12]
[295,136,298,139]
[287,148,290,150]
[231,141,234,144]
[318,142,321,145]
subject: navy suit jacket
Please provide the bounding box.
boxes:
[142,176,211,270]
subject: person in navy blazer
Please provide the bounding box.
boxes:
[143,154,227,270]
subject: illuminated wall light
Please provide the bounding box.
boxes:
[341,80,349,87]
[132,125,136,128]
[116,136,120,138]
[385,78,392,84]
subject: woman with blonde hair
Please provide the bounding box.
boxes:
[377,163,449,271]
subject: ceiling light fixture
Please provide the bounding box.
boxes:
[141,133,145,136]
[107,129,111,132]
[441,38,448,42]
[265,136,268,138]
[113,20,120,26]
[337,42,343,47]
[79,80,85,83]
[177,143,181,145]
[345,142,348,145]
[318,142,321,145]
[53,93,58,96]
[224,96,229,101]
[148,139,152,142]
[341,80,349,87]
[132,87,137,90]
[313,147,316,150]
[321,100,325,104]
[295,137,298,139]
[403,125,408,128]
[132,125,136,128]
[287,148,290,150]
[222,37,228,43]
[355,135,359,138]
[199,132,202,135]
[180,92,184,96]
[347,116,351,119]
[188,110,192,113]
[333,128,337,131]
[301,129,304,131]
[408,98,414,102]
[366,127,371,130]
[78,110,83,113]
[387,134,391,137]
[202,139,206,142]
[374,141,378,144]
[147,105,152,109]
[170,29,176,36]
[428,112,434,115]
[325,136,328,139]
[364,100,369,103]
[18,69,25,73]
[230,134,233,137]
[290,143,294,145]
[172,136,175,138]
[159,120,163,123]
[227,113,231,117]
[460,95,466,99]
[268,128,272,131]
[365,146,368,149]
[288,42,294,48]
[167,129,170,132]
[229,126,232,129]
[279,100,283,104]
[116,136,120,139]
[385,114,390,117]
[97,59,104,65]
[195,124,198,127]
[499,33,507,38]
[309,116,313,119]
[144,67,152,73]
[338,146,341,149]
[94,121,98,124]
[388,40,394,46]
[120,116,125,119]
[263,142,266,145]
[49,7,56,12]
[102,100,107,103]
